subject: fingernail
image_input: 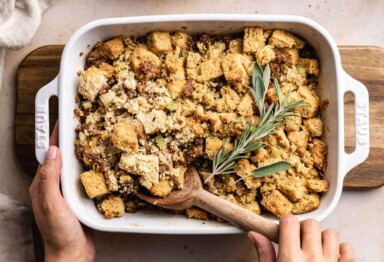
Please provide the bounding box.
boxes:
[46,146,57,160]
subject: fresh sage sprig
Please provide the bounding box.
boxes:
[204,62,304,184]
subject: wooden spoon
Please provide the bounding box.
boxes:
[135,167,279,243]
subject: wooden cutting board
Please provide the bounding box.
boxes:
[15,45,384,189]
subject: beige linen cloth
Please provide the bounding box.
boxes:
[0,193,35,261]
[0,0,55,88]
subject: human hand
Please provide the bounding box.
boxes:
[248,215,355,262]
[29,122,95,262]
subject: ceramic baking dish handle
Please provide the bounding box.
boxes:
[35,76,59,164]
[342,72,370,175]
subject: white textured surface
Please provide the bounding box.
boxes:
[1,0,383,261]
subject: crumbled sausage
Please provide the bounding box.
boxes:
[140,61,160,81]
[85,42,110,69]
[275,51,293,68]
[183,80,194,97]
[185,138,205,163]
[269,62,280,78]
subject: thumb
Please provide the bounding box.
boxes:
[248,231,276,262]
[31,146,63,199]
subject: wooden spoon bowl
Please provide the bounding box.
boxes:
[135,167,280,243]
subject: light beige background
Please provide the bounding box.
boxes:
[1,0,383,261]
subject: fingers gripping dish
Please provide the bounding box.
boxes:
[75,27,328,220]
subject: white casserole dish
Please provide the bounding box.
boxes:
[35,14,370,234]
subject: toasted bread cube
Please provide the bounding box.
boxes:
[97,195,125,218]
[300,58,320,76]
[124,96,152,114]
[105,38,124,59]
[235,159,261,190]
[169,165,187,189]
[199,59,223,81]
[99,90,116,107]
[260,182,277,195]
[237,92,255,117]
[265,135,278,147]
[130,47,161,74]
[269,147,283,160]
[202,91,216,109]
[293,36,306,49]
[295,86,320,118]
[207,112,222,132]
[237,189,258,205]
[284,116,302,132]
[124,117,147,140]
[80,170,109,199]
[186,52,201,69]
[256,45,276,65]
[137,110,168,135]
[194,105,210,121]
[78,66,108,102]
[119,153,159,189]
[277,177,307,202]
[217,175,237,193]
[274,126,290,149]
[171,31,191,49]
[288,130,309,155]
[186,51,223,82]
[181,99,196,116]
[205,137,232,160]
[251,148,270,163]
[265,87,279,104]
[185,207,209,220]
[304,118,323,137]
[186,116,208,136]
[287,153,312,176]
[292,193,320,214]
[222,54,252,86]
[243,26,265,53]
[148,32,172,53]
[310,139,327,170]
[282,48,300,66]
[149,179,173,197]
[229,38,243,54]
[166,80,187,99]
[111,122,138,152]
[269,30,296,48]
[105,171,118,192]
[301,150,314,167]
[98,62,115,78]
[261,190,293,217]
[306,179,328,193]
[216,86,240,113]
[165,47,186,81]
[206,42,226,60]
[308,168,320,179]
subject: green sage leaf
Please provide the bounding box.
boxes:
[252,161,291,178]
[274,78,283,107]
[252,62,265,102]
[263,63,271,94]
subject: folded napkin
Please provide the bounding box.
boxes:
[0,0,55,89]
[0,193,34,261]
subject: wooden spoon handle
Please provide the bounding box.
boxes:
[194,189,279,243]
